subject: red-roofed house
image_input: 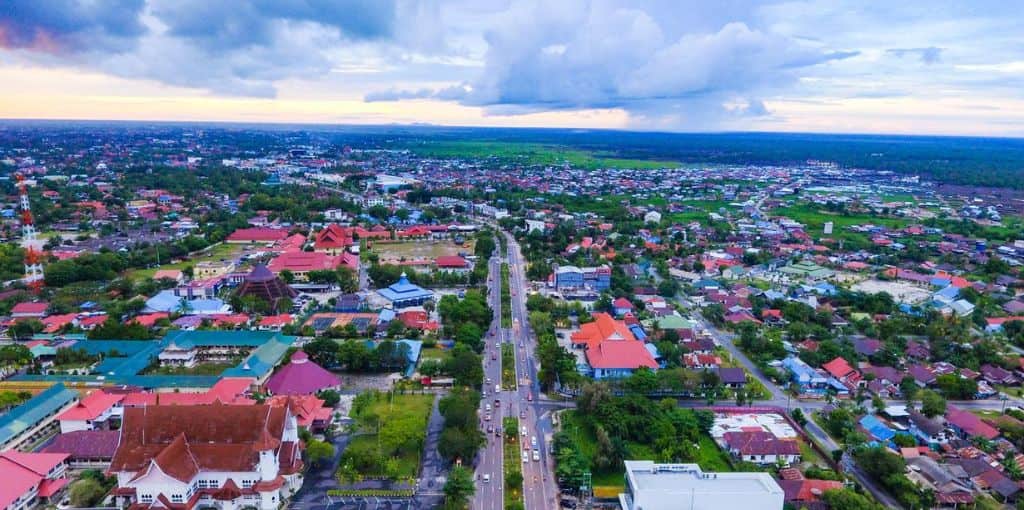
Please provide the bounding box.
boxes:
[268,251,358,279]
[570,313,636,350]
[227,227,291,244]
[131,313,170,328]
[434,256,470,273]
[778,479,844,508]
[0,451,70,510]
[267,395,332,433]
[58,391,125,433]
[258,314,294,331]
[612,297,634,317]
[313,224,354,255]
[11,302,48,318]
[722,431,801,465]
[946,406,999,440]
[822,356,861,388]
[585,340,658,379]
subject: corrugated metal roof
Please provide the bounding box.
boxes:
[0,383,77,446]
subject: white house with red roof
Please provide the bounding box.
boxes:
[434,255,470,273]
[312,224,354,255]
[0,451,70,510]
[571,313,658,379]
[11,302,48,318]
[58,391,125,433]
[612,297,634,317]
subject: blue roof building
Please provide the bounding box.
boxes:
[376,273,434,308]
[0,383,78,450]
[782,356,829,394]
[859,414,896,442]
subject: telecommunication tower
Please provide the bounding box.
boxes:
[14,172,43,292]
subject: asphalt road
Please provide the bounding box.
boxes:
[472,234,559,510]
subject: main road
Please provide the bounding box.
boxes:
[472,233,560,510]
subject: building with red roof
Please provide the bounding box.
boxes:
[226,227,291,244]
[108,401,303,510]
[11,301,48,318]
[822,356,861,389]
[722,431,801,465]
[434,255,470,272]
[945,406,999,440]
[267,395,332,433]
[0,451,70,510]
[612,297,634,317]
[58,391,125,433]
[258,314,294,330]
[313,224,354,254]
[778,478,844,508]
[267,251,358,279]
[570,312,636,350]
[584,340,658,379]
[43,430,120,469]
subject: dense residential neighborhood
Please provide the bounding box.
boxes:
[0,124,1023,510]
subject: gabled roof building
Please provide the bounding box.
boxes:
[108,401,304,510]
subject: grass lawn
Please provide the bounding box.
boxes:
[774,203,911,243]
[341,393,435,480]
[369,239,474,263]
[419,347,451,362]
[128,242,242,280]
[501,343,516,390]
[405,140,679,169]
[798,438,828,468]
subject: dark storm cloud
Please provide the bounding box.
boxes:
[0,0,146,52]
[151,0,396,51]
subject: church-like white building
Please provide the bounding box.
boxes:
[108,401,304,510]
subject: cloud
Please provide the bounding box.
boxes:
[887,46,943,64]
[367,2,857,128]
[0,0,146,53]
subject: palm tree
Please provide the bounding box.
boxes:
[176,298,193,315]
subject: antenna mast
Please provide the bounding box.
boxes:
[15,172,44,292]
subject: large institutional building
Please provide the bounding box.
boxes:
[619,461,783,510]
[108,401,304,510]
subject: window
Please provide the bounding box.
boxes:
[171,495,184,503]
[140,495,153,503]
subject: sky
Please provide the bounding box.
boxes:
[1,0,1024,136]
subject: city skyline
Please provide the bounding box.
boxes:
[2,0,1024,136]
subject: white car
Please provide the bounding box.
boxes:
[520,426,527,437]
[485,404,491,412]
[483,474,491,483]
[522,450,529,463]
[532,449,540,461]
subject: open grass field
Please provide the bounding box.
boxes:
[128,242,243,280]
[774,203,911,240]
[369,239,474,263]
[341,393,435,479]
[407,141,680,169]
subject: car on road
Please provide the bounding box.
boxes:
[520,410,526,419]
[491,352,497,360]
[494,398,501,406]
[527,392,533,402]
[530,436,537,448]
[522,450,529,463]
[487,424,493,433]
[485,403,491,412]
[495,427,502,437]
[532,449,540,461]
[484,414,491,421]
[521,426,527,436]
[496,384,501,393]
[483,474,490,483]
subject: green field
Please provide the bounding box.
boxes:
[407,141,679,169]
[339,392,435,480]
[773,203,912,246]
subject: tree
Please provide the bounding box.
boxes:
[443,465,475,509]
[8,319,43,340]
[920,390,947,418]
[821,488,886,510]
[279,269,295,283]
[317,389,341,407]
[900,376,919,404]
[790,408,807,427]
[438,427,485,463]
[69,478,106,507]
[303,338,340,368]
[305,439,335,466]
[936,373,978,400]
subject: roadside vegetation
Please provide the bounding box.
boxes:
[337,391,433,482]
[503,416,525,510]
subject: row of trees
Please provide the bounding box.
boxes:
[301,338,412,373]
[437,388,486,465]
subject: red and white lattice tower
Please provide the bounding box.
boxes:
[14,172,43,292]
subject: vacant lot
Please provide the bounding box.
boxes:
[339,392,434,480]
[370,240,474,263]
[852,279,932,304]
[129,242,244,280]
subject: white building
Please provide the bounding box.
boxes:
[57,391,124,433]
[109,401,304,510]
[619,461,783,510]
[644,211,662,224]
